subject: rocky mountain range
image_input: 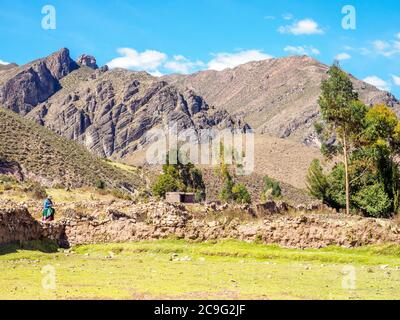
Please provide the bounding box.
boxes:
[1,48,399,189]
[165,56,400,145]
[0,48,246,158]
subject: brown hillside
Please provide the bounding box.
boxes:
[0,107,143,191]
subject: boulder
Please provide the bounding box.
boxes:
[77,54,98,69]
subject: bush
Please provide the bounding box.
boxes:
[219,177,235,202]
[232,183,251,204]
[95,179,106,190]
[325,164,346,209]
[195,191,205,203]
[152,174,179,199]
[314,122,324,135]
[152,152,206,199]
[352,183,392,217]
[262,176,281,199]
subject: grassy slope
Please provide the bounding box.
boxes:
[0,108,143,190]
[1,240,400,300]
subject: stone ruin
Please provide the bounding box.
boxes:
[1,200,400,249]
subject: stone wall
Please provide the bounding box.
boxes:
[0,207,42,244]
[2,202,400,249]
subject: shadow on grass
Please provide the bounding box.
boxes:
[0,239,59,255]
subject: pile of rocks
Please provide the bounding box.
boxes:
[146,202,190,227]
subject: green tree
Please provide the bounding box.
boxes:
[363,104,400,212]
[219,171,235,202]
[352,183,392,217]
[152,150,206,200]
[318,62,367,215]
[215,142,253,204]
[152,174,179,198]
[306,159,328,201]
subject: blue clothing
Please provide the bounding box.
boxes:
[44,198,53,209]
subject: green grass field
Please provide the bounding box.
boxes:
[1,240,400,300]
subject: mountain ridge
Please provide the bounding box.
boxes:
[0,48,247,159]
[164,55,400,145]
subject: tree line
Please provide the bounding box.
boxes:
[307,62,400,218]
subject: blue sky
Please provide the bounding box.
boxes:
[1,0,400,97]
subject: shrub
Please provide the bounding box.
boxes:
[352,183,392,218]
[219,177,235,202]
[195,191,205,203]
[152,174,179,199]
[262,176,281,200]
[153,152,206,199]
[314,122,324,135]
[325,164,346,209]
[232,183,251,204]
[95,179,106,190]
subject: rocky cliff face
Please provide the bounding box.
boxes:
[0,48,78,115]
[165,56,400,145]
[27,68,247,158]
[77,54,98,69]
[0,49,246,159]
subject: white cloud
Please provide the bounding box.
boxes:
[370,38,400,57]
[278,19,324,35]
[392,75,400,86]
[106,48,167,74]
[149,70,164,77]
[282,13,293,20]
[0,59,9,65]
[164,55,205,74]
[207,50,272,71]
[107,48,273,74]
[396,33,400,40]
[359,47,371,55]
[284,45,320,56]
[373,40,390,52]
[363,76,391,91]
[335,53,351,61]
[343,45,354,51]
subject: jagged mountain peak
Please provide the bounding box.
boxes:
[77,54,99,70]
[0,48,78,114]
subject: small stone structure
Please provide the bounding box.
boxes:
[165,192,195,204]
